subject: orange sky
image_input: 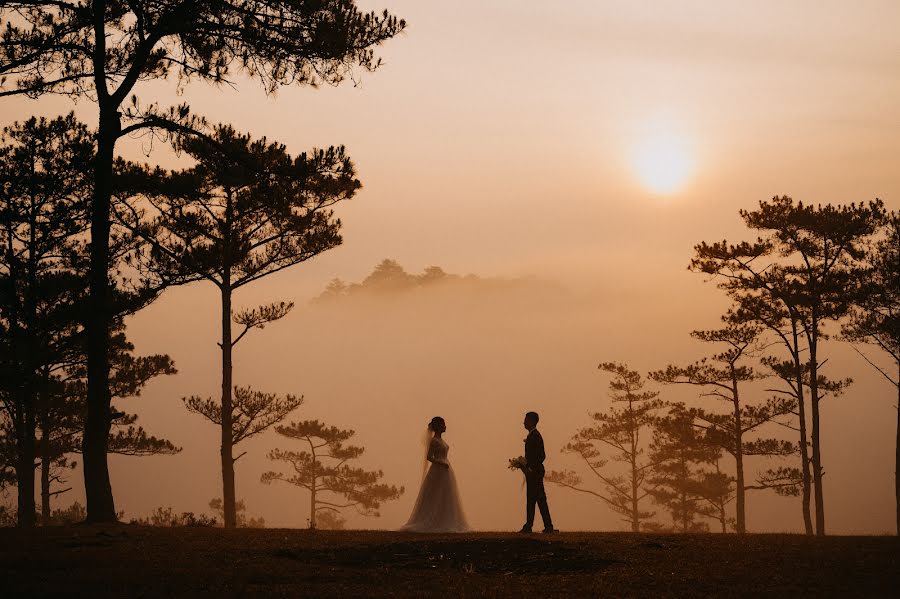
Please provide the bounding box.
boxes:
[2,1,899,533]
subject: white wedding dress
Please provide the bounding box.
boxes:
[400,436,469,532]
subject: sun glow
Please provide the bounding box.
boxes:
[631,129,695,195]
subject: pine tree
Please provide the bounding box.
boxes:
[37,330,181,524]
[692,196,883,535]
[650,323,794,533]
[648,406,729,533]
[262,419,403,529]
[725,277,816,533]
[0,1,405,523]
[842,212,900,535]
[0,114,178,525]
[125,125,352,527]
[184,387,303,518]
[547,362,664,531]
[0,114,92,526]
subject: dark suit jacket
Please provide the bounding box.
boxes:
[525,429,546,476]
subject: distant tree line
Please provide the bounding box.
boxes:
[314,258,552,305]
[316,259,478,302]
[549,197,899,536]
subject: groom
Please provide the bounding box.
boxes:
[520,411,555,533]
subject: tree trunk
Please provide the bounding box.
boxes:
[14,210,38,528]
[791,322,813,535]
[895,372,898,536]
[732,376,746,534]
[629,410,639,532]
[310,474,317,530]
[715,460,727,533]
[13,332,35,530]
[681,455,689,533]
[15,423,36,528]
[808,333,825,536]
[40,427,51,525]
[630,483,639,532]
[734,442,745,533]
[83,111,118,523]
[38,371,52,526]
[811,392,824,536]
[797,388,813,534]
[220,283,236,529]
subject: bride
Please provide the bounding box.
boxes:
[400,416,469,532]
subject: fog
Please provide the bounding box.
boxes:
[2,0,898,534]
[60,260,894,534]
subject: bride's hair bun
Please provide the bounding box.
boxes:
[428,416,446,431]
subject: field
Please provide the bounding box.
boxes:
[2,527,898,598]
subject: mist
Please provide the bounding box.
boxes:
[68,259,894,534]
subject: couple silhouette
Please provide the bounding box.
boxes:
[399,412,555,533]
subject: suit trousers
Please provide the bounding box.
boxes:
[524,470,553,530]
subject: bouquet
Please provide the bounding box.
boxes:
[508,456,527,471]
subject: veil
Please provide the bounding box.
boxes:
[421,428,434,480]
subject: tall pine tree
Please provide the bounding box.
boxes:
[692,196,883,535]
[650,323,795,533]
[547,362,664,531]
[124,126,354,527]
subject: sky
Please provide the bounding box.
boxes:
[2,0,899,533]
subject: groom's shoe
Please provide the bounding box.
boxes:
[542,527,557,534]
[518,527,533,534]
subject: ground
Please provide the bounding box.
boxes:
[2,527,898,598]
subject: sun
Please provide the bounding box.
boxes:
[631,131,695,195]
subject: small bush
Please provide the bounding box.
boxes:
[130,506,218,527]
[48,501,86,525]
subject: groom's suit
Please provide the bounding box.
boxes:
[524,428,553,531]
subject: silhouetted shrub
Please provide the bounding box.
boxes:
[48,502,87,525]
[130,506,218,527]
